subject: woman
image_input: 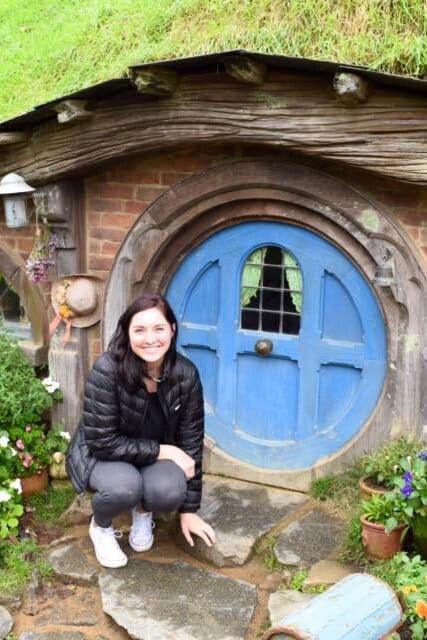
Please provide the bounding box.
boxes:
[66,293,215,568]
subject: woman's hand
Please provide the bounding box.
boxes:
[158,444,195,480]
[180,512,216,547]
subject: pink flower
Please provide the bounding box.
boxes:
[25,425,32,432]
[23,455,33,468]
[16,439,25,450]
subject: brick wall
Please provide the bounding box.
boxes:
[82,144,426,362]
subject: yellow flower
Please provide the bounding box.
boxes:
[402,585,418,594]
[415,600,427,619]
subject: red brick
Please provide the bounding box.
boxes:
[406,226,420,243]
[396,209,425,226]
[88,255,114,271]
[89,239,102,254]
[101,241,120,257]
[90,197,123,212]
[88,212,101,226]
[16,238,35,252]
[100,183,136,199]
[160,172,190,186]
[169,155,212,172]
[90,227,126,242]
[135,186,166,201]
[122,200,146,214]
[102,213,136,228]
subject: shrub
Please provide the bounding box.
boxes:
[0,333,53,430]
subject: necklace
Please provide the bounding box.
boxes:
[145,371,164,383]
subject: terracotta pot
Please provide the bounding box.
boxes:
[412,513,427,560]
[20,466,49,498]
[361,516,407,560]
[359,476,387,501]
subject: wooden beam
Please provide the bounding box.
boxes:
[0,131,29,145]
[333,72,370,105]
[53,100,92,124]
[129,67,178,96]
[0,73,426,185]
[225,56,267,85]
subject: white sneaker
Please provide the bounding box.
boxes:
[129,509,155,552]
[89,517,128,568]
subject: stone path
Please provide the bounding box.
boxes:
[1,475,353,640]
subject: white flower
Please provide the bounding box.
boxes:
[9,478,22,494]
[9,447,17,456]
[59,431,71,441]
[0,435,9,448]
[0,489,11,502]
[42,376,60,394]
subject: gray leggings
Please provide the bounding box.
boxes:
[89,459,187,528]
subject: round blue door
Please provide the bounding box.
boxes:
[166,222,387,469]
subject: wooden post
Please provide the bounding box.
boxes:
[333,72,370,105]
[129,67,179,96]
[46,180,89,434]
[224,56,267,85]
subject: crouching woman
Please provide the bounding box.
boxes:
[66,293,215,568]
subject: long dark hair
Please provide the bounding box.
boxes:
[108,293,178,392]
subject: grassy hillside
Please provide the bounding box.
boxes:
[0,0,426,123]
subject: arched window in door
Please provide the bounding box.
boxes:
[240,245,302,334]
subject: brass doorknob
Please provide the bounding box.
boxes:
[255,339,273,356]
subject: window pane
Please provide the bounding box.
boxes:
[240,246,302,335]
[0,274,23,322]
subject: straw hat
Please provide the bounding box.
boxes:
[51,275,103,328]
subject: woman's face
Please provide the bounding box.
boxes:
[128,306,175,368]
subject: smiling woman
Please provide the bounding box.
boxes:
[66,292,215,569]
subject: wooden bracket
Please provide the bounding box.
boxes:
[129,67,179,96]
[333,72,370,106]
[53,100,92,124]
[225,56,267,85]
[0,131,29,145]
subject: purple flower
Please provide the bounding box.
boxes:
[403,471,413,482]
[401,484,413,498]
[417,451,427,461]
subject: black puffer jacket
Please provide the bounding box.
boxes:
[66,352,204,513]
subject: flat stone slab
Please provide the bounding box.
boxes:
[274,508,343,569]
[99,560,257,640]
[34,588,99,627]
[47,544,99,584]
[179,475,306,567]
[20,633,87,640]
[303,559,355,588]
[268,590,316,626]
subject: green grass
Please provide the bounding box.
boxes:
[254,534,283,571]
[0,539,53,596]
[27,486,75,525]
[0,0,426,123]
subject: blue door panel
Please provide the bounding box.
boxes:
[167,222,387,470]
[235,355,299,441]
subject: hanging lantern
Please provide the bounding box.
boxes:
[0,172,35,228]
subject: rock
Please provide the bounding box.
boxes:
[268,590,316,626]
[20,633,87,640]
[259,573,284,591]
[274,508,343,569]
[303,560,354,588]
[35,588,99,627]
[0,592,22,610]
[0,605,13,639]
[178,475,306,567]
[58,493,92,526]
[99,560,257,640]
[47,544,99,584]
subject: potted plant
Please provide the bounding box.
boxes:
[359,438,422,499]
[8,424,53,497]
[389,452,427,559]
[361,493,408,560]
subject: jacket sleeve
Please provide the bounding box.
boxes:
[175,368,205,513]
[82,355,160,466]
